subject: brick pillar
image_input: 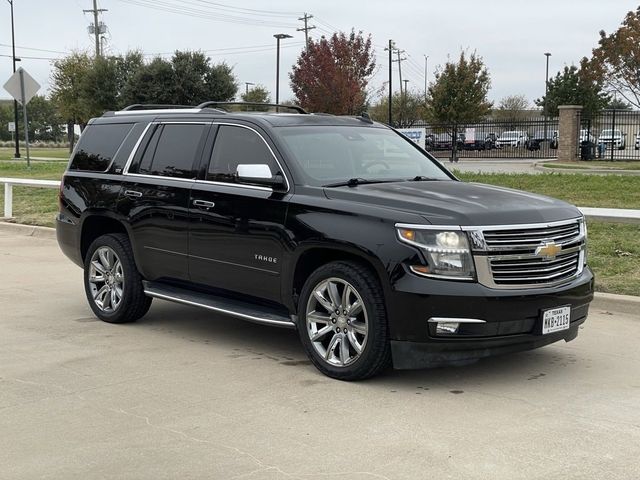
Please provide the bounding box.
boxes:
[557,105,583,162]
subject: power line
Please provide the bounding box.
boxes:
[0,43,69,55]
[117,0,298,28]
[172,0,298,17]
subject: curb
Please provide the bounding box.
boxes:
[591,292,640,317]
[0,221,56,239]
[534,161,640,176]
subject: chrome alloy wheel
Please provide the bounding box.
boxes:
[305,277,369,367]
[88,246,124,313]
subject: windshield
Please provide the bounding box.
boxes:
[601,129,621,136]
[277,126,452,187]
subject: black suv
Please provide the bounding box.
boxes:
[56,102,594,380]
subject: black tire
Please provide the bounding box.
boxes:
[84,233,152,324]
[297,261,391,381]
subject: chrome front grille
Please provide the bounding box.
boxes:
[482,222,581,250]
[471,218,586,289]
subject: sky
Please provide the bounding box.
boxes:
[1,0,639,107]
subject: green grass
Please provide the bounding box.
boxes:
[456,172,640,209]
[542,160,640,171]
[587,221,640,297]
[0,161,66,227]
[0,164,638,295]
[0,147,70,161]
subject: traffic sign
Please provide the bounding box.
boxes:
[3,67,40,105]
[8,122,15,132]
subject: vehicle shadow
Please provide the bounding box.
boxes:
[133,300,580,390]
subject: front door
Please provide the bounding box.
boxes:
[188,123,291,303]
[117,121,209,282]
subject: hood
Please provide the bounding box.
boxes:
[323,180,581,226]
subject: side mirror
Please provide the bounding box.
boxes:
[236,164,286,190]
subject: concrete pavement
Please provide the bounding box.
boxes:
[1,232,639,480]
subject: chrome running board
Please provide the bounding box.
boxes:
[143,281,295,329]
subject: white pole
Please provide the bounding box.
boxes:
[4,183,13,218]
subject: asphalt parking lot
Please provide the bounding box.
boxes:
[1,230,639,480]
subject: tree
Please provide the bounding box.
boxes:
[369,91,426,127]
[24,96,64,142]
[535,65,609,118]
[426,51,492,160]
[204,62,238,102]
[241,85,271,104]
[607,97,632,110]
[290,30,375,115]
[494,94,530,123]
[50,52,93,149]
[581,7,640,109]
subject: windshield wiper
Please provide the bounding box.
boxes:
[323,178,399,188]
[409,175,442,181]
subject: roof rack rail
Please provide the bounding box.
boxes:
[196,101,308,114]
[121,104,194,111]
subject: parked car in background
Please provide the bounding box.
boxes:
[579,129,594,143]
[462,132,497,150]
[550,130,559,149]
[635,132,639,150]
[527,130,555,151]
[496,130,528,148]
[598,129,626,150]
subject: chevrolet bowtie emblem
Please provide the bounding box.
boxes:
[535,241,562,260]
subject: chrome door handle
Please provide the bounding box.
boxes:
[124,190,142,198]
[193,199,215,208]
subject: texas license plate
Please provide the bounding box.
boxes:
[541,306,571,334]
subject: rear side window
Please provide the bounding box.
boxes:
[207,125,279,183]
[138,123,206,179]
[70,123,134,171]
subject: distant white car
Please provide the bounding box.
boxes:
[579,129,594,143]
[496,130,528,148]
[598,129,626,150]
[635,132,639,150]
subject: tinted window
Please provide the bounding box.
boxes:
[70,123,134,171]
[139,124,206,178]
[207,125,279,183]
[278,126,451,186]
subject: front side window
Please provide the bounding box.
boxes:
[138,123,206,179]
[207,125,279,183]
[277,126,452,186]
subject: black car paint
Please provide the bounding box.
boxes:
[57,110,593,369]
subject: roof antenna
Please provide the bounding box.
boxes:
[356,111,373,124]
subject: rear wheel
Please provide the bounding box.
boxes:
[84,233,152,323]
[297,261,391,380]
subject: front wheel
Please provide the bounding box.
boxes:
[84,233,152,323]
[297,261,391,380]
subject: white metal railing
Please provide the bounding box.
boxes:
[1,177,61,218]
[0,177,639,224]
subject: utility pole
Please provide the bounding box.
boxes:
[424,55,429,101]
[83,0,107,57]
[7,0,20,158]
[297,13,316,50]
[403,79,409,95]
[384,40,395,125]
[392,49,406,97]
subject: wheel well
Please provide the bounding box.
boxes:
[292,248,382,307]
[80,216,127,261]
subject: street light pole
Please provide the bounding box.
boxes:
[7,0,20,158]
[245,82,255,95]
[544,52,551,140]
[424,55,428,101]
[273,34,292,106]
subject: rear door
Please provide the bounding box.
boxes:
[117,121,210,282]
[188,123,291,303]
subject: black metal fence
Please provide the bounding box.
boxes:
[578,109,640,161]
[406,117,559,159]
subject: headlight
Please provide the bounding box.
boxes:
[397,227,475,280]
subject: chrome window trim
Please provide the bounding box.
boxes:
[205,122,291,193]
[122,122,154,175]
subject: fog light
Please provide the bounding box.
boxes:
[436,322,460,334]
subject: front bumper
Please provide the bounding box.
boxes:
[386,267,594,369]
